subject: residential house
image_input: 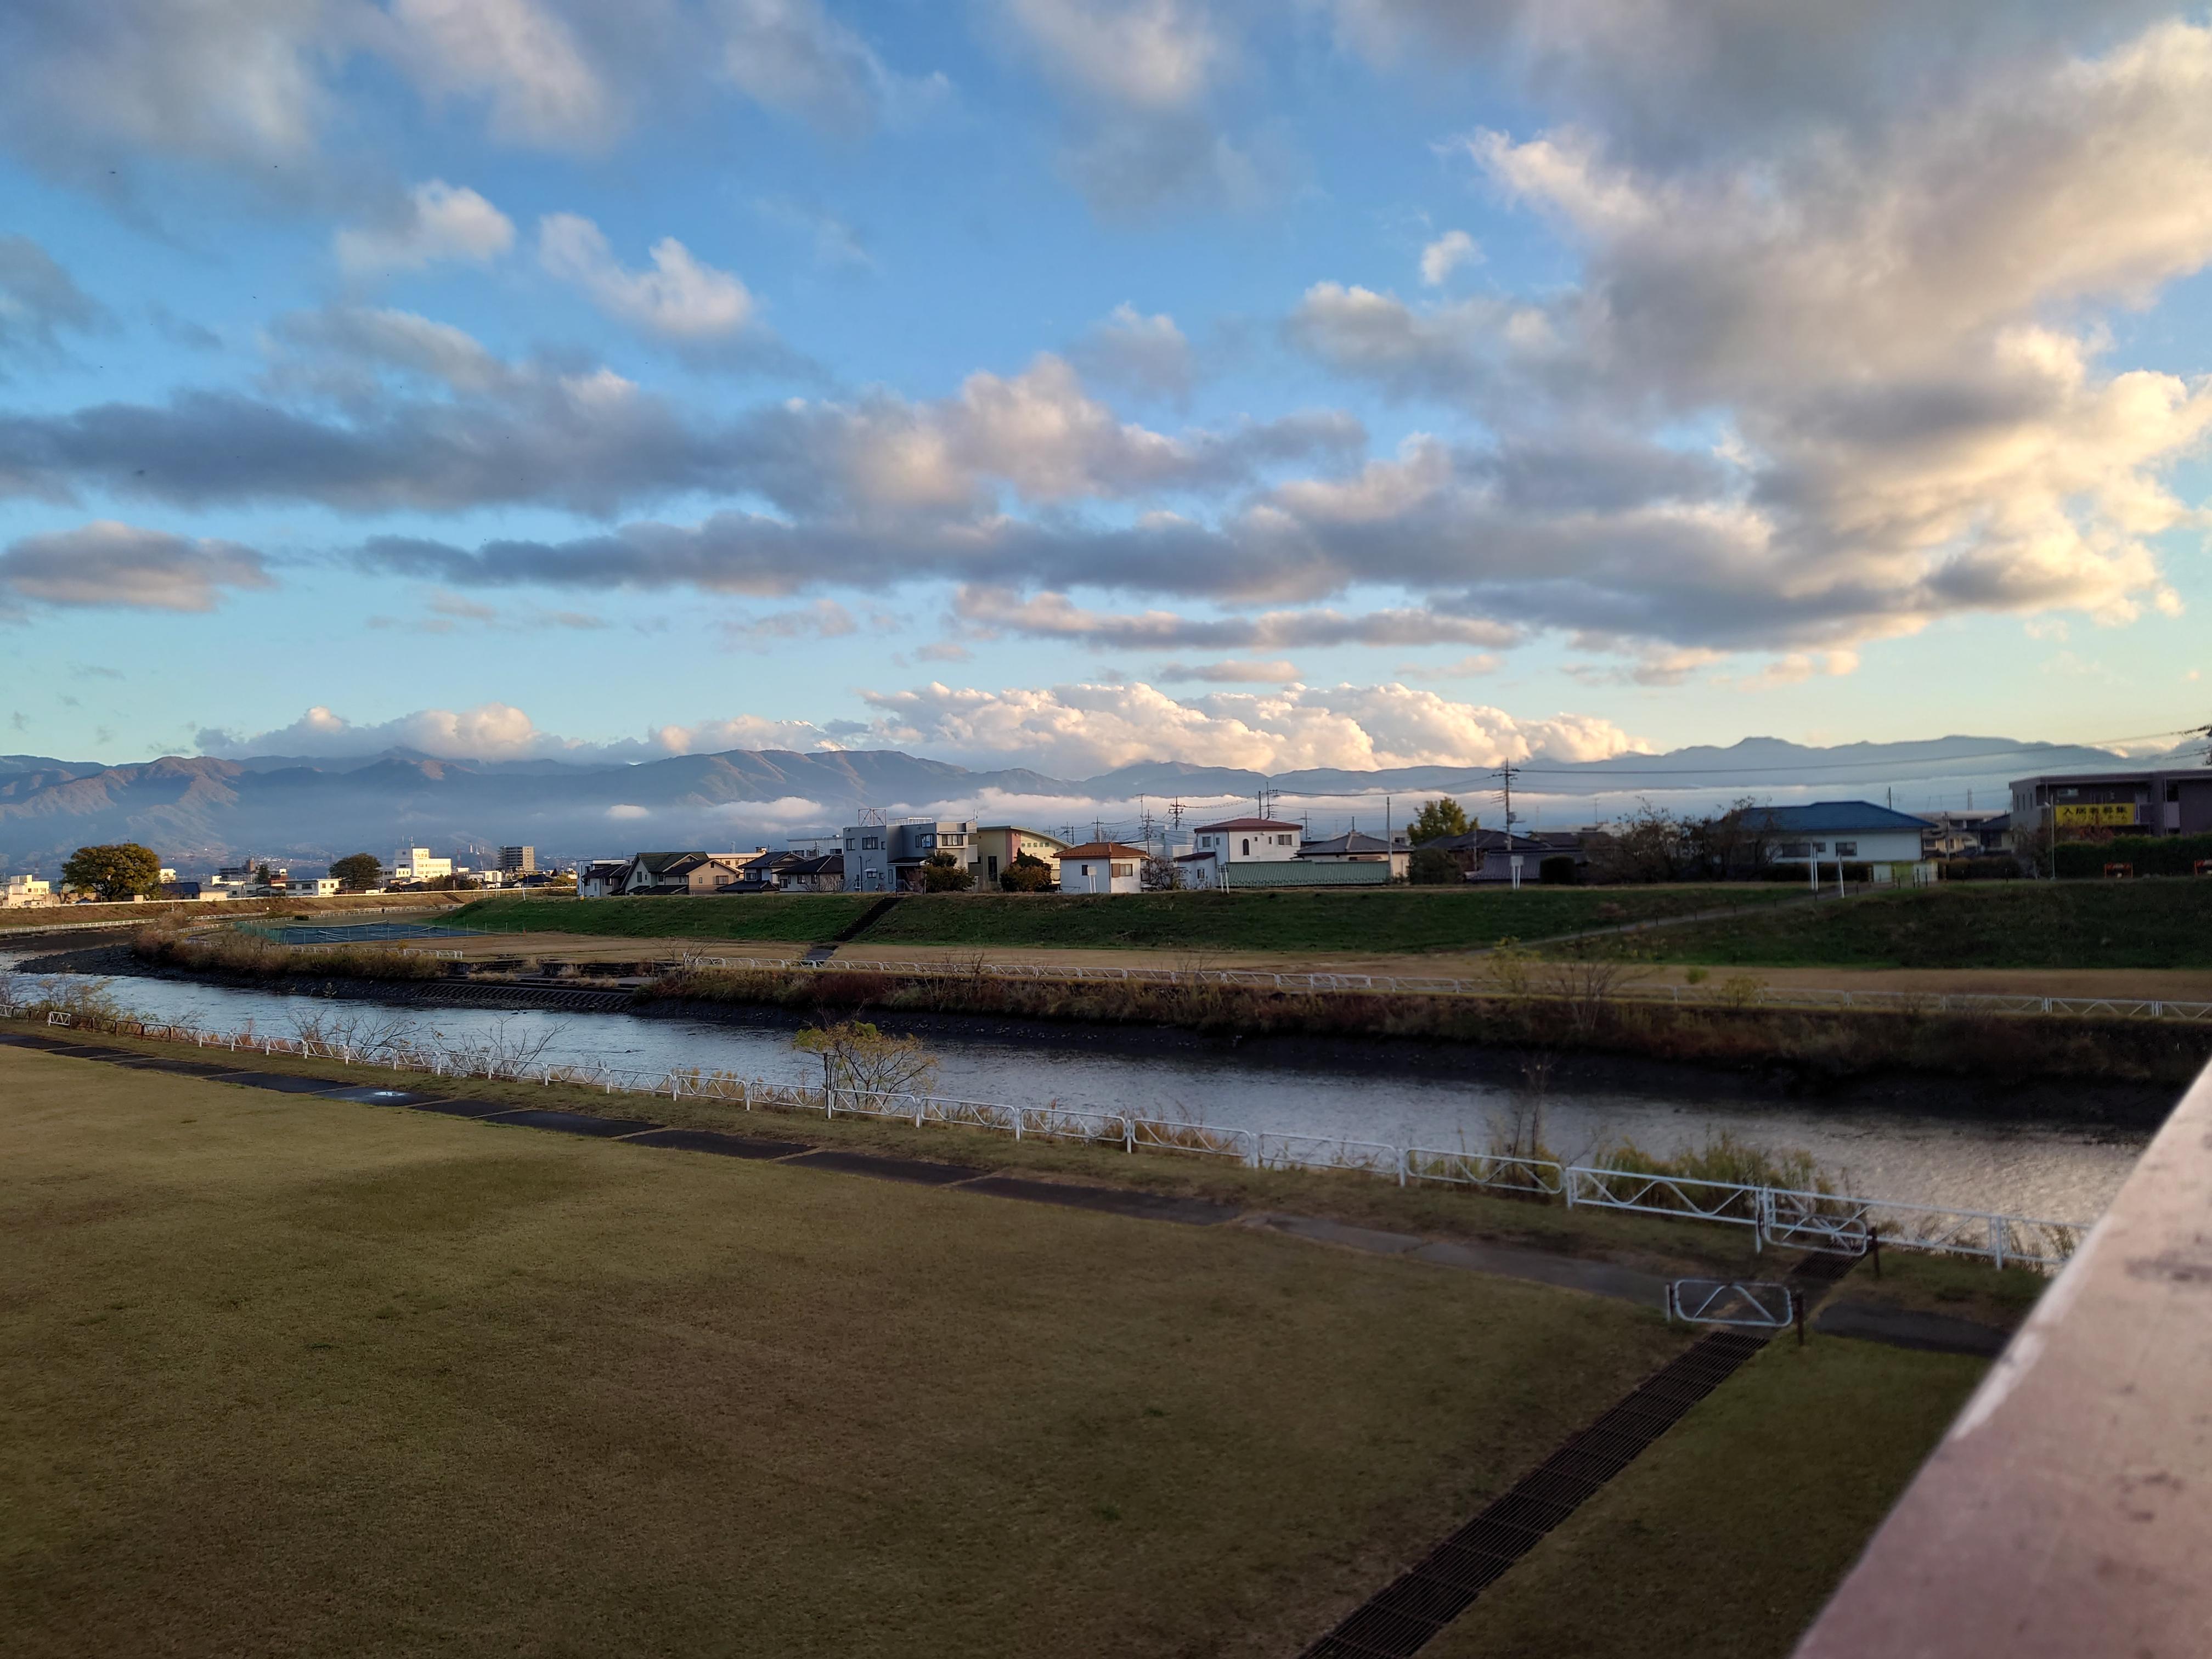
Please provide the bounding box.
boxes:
[1057,842,1148,894]
[1176,816,1303,890]
[611,851,755,895]
[289,877,343,898]
[778,853,845,893]
[841,813,894,893]
[578,860,629,899]
[1745,803,1936,876]
[1417,826,1556,882]
[1920,810,2008,857]
[890,819,978,889]
[974,826,1069,885]
[1298,830,1410,879]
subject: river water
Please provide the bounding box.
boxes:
[4,953,2152,1224]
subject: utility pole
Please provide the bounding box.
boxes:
[1496,763,1520,838]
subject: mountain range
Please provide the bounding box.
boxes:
[1,733,2191,873]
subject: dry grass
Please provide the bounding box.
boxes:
[132,924,443,981]
[2,1046,1683,1659]
[1427,1336,1988,1659]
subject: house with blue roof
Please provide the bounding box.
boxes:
[1746,802,1936,872]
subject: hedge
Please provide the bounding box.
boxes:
[2055,832,2212,879]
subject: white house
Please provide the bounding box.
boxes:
[1057,841,1147,895]
[1751,803,1937,874]
[1176,816,1302,889]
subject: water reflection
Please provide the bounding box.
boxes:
[6,959,2148,1222]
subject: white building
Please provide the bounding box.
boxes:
[3,874,54,908]
[1752,803,1936,875]
[289,877,343,898]
[391,847,453,883]
[1057,841,1147,895]
[1176,815,1304,889]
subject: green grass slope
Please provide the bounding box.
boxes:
[2,1048,1678,1659]
[1430,1335,1987,1659]
[1552,878,2212,969]
[455,884,1792,954]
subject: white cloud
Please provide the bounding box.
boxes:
[857,678,1638,773]
[1153,658,1301,684]
[607,803,652,819]
[387,0,618,148]
[648,714,837,754]
[717,0,944,137]
[954,586,1520,650]
[1004,0,1222,110]
[1418,229,1480,285]
[0,521,272,613]
[1071,302,1194,402]
[335,180,515,277]
[538,213,755,340]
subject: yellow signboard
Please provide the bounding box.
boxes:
[2055,803,2136,827]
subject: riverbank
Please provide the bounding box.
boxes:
[101,929,2203,1122]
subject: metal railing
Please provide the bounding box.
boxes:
[662,952,2212,1024]
[1667,1279,1796,1328]
[1,1001,2090,1271]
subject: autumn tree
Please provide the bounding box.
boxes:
[60,843,162,902]
[999,851,1054,892]
[1406,798,1471,844]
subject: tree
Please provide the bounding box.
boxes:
[255,862,275,887]
[793,1021,940,1102]
[330,853,382,892]
[919,851,975,891]
[1406,798,1470,845]
[61,843,162,902]
[999,851,1054,892]
[1407,845,1463,885]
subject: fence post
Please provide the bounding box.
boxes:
[1562,1169,1576,1210]
[1125,1118,1135,1156]
[1991,1217,2006,1270]
[1396,1146,1407,1188]
[743,1078,752,1113]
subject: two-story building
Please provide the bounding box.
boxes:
[974,826,1069,886]
[2010,769,2212,840]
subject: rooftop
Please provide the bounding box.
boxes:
[1193,817,1302,832]
[1745,801,1936,833]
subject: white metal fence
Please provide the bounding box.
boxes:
[7,1002,2088,1271]
[659,953,2212,1024]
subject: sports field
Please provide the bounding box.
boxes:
[2,1046,1682,1658]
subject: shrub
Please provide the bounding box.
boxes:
[1407,847,1462,886]
[998,852,1054,893]
[1940,856,2023,881]
[1538,855,1577,885]
[2055,832,2212,879]
[919,853,974,892]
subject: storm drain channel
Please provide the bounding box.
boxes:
[1299,1254,1855,1658]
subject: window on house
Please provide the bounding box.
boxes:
[1111,863,1132,877]
[1835,842,1857,856]
[1241,838,1250,856]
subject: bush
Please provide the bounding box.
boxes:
[1407,847,1463,886]
[1940,856,2023,882]
[998,851,1054,893]
[919,853,975,893]
[2054,832,2212,879]
[1538,855,1577,886]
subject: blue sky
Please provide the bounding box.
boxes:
[2,1,2208,777]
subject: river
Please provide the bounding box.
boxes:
[3,952,2152,1224]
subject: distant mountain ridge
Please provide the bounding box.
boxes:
[0,735,2181,871]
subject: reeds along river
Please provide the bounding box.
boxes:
[3,954,2150,1225]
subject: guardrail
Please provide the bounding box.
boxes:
[663,953,2212,1024]
[4,1000,2088,1272]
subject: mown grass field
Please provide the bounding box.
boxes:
[450,884,1796,954]
[1548,878,2212,970]
[2,1047,1685,1659]
[1431,1336,1987,1659]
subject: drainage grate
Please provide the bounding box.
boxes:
[1296,1256,1849,1658]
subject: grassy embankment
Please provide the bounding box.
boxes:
[3,1044,1695,1657]
[0,1012,2078,1307]
[122,920,2212,1091]
[447,884,1798,953]
[0,891,466,932]
[1431,1336,1988,1659]
[1547,878,2212,970]
[636,962,2211,1088]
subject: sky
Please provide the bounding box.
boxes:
[1,0,2209,780]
